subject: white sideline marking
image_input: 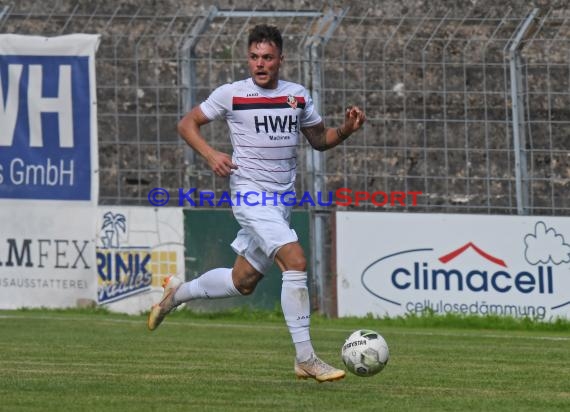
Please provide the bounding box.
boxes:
[1,313,569,342]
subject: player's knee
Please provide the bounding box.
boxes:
[234,273,262,295]
[276,243,307,272]
[285,255,306,272]
[235,280,257,295]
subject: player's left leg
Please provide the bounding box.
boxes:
[275,242,345,382]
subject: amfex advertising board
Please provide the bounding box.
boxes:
[0,34,99,201]
[337,212,570,320]
[0,203,97,309]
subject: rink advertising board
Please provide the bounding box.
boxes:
[96,207,185,314]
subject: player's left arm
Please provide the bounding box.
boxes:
[301,106,366,151]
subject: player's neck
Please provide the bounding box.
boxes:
[251,78,280,90]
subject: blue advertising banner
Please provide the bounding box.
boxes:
[0,34,99,202]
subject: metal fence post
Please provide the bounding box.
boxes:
[303,8,347,315]
[180,6,217,191]
[0,5,10,29]
[508,8,540,215]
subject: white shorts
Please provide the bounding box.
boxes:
[229,179,298,274]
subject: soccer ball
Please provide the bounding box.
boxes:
[341,329,389,377]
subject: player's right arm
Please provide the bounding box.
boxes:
[177,106,237,177]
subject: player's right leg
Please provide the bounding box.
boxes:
[147,275,183,331]
[147,256,264,331]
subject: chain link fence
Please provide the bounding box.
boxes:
[323,8,570,215]
[2,1,568,215]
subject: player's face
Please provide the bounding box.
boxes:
[248,41,283,89]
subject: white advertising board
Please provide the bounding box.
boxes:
[0,203,97,308]
[337,212,570,320]
[96,207,185,314]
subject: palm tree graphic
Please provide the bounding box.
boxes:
[101,212,127,248]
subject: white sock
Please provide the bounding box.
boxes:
[281,270,314,362]
[295,340,314,363]
[174,268,241,302]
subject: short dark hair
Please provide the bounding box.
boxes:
[248,24,283,54]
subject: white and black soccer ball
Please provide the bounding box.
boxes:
[341,329,389,377]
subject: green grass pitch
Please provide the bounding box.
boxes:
[0,309,569,411]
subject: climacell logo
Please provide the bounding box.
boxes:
[360,221,570,320]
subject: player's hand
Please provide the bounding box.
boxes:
[206,151,238,177]
[343,106,366,134]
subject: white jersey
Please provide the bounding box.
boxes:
[200,78,322,192]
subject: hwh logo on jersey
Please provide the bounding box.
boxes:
[254,115,299,133]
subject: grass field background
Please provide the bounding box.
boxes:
[1,308,569,411]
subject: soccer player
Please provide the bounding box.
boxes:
[148,24,365,382]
